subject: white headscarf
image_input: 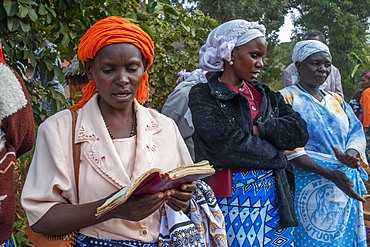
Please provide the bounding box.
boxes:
[292,40,331,63]
[199,20,266,72]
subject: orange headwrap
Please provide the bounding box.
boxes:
[71,16,154,110]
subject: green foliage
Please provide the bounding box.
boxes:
[349,45,370,95]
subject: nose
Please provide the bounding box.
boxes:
[317,64,327,72]
[256,57,264,68]
[116,69,129,85]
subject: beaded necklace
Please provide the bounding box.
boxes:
[297,83,333,134]
[102,104,137,139]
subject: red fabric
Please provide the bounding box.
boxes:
[0,39,5,64]
[223,82,262,121]
[72,16,155,110]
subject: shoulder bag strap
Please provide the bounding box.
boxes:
[70,109,80,204]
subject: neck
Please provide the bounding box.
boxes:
[219,76,244,88]
[297,83,322,101]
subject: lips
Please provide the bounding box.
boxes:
[113,89,132,100]
[251,72,260,79]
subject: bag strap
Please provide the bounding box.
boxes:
[70,109,80,203]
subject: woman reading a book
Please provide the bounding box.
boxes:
[21,16,226,246]
[188,20,309,246]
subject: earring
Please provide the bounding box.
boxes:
[229,60,234,65]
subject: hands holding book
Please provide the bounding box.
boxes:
[96,160,214,218]
[106,182,197,221]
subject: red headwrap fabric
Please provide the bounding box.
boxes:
[0,39,6,64]
[72,16,155,110]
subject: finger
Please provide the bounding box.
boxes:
[166,199,183,212]
[180,183,197,192]
[345,189,366,202]
[333,147,341,158]
[168,196,189,210]
[172,189,193,202]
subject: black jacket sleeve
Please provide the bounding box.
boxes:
[255,91,309,150]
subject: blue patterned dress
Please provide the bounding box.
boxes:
[280,85,368,247]
[217,170,294,247]
[1,235,16,247]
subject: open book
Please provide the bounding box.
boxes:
[96,160,214,218]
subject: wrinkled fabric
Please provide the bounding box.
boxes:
[73,16,154,110]
[158,180,226,246]
[293,153,367,246]
[280,85,368,246]
[218,170,294,247]
[199,20,265,72]
[292,40,331,63]
[0,64,35,244]
[161,69,208,160]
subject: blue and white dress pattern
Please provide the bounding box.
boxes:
[217,170,294,247]
[280,85,368,247]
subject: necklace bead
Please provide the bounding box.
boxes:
[102,104,136,139]
[297,83,333,134]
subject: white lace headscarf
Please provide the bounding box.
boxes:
[199,20,266,72]
[292,40,331,64]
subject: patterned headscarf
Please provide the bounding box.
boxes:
[362,72,370,80]
[199,19,266,72]
[292,40,331,63]
[72,16,155,110]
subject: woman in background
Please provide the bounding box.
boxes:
[280,40,367,246]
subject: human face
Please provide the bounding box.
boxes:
[85,43,145,111]
[231,37,267,83]
[296,52,331,89]
[360,75,370,89]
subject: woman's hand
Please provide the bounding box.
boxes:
[253,125,260,137]
[111,191,173,221]
[333,147,360,170]
[327,169,365,202]
[290,154,365,202]
[166,182,197,214]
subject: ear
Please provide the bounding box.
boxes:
[85,60,94,80]
[295,61,301,71]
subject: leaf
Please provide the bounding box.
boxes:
[351,64,360,78]
[139,23,155,41]
[61,33,70,46]
[7,17,19,32]
[158,0,170,4]
[38,4,47,15]
[18,0,37,4]
[7,17,14,31]
[45,5,56,17]
[3,0,18,16]
[163,5,178,16]
[147,1,157,14]
[27,8,38,21]
[17,5,29,18]
[44,59,53,71]
[20,20,30,32]
[124,12,137,21]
